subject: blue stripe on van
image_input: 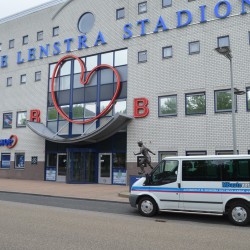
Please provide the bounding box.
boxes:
[131,186,250,194]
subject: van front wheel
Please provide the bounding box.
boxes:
[228,202,250,226]
[138,197,157,217]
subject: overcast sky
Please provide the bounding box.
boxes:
[0,0,52,19]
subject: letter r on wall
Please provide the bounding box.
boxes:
[30,109,41,123]
[134,98,149,118]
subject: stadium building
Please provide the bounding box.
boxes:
[0,0,250,184]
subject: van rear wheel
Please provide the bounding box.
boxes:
[138,197,157,217]
[228,202,250,226]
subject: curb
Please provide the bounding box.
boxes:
[118,191,130,198]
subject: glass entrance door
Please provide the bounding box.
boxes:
[67,149,96,183]
[98,153,112,184]
[57,153,67,182]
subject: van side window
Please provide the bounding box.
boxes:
[182,160,221,181]
[151,160,178,185]
[222,160,250,181]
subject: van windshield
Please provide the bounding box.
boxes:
[149,160,178,185]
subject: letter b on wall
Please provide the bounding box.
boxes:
[134,98,149,118]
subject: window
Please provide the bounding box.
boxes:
[162,46,173,58]
[218,35,230,48]
[15,153,25,169]
[186,151,207,156]
[158,151,178,161]
[215,89,234,112]
[116,8,125,20]
[53,26,59,36]
[182,160,221,181]
[138,50,147,63]
[247,87,250,111]
[0,43,2,51]
[16,111,27,127]
[20,74,26,84]
[48,107,58,120]
[1,153,11,169]
[215,150,235,155]
[185,92,206,115]
[3,113,12,129]
[78,12,95,34]
[7,77,12,87]
[150,160,178,185]
[138,2,147,14]
[23,35,28,45]
[37,31,43,41]
[189,41,200,54]
[72,104,84,119]
[162,0,172,7]
[35,71,41,81]
[9,39,14,49]
[159,95,177,116]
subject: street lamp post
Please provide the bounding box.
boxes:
[215,46,237,154]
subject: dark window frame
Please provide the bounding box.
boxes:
[214,89,237,113]
[138,1,147,14]
[20,74,26,84]
[9,39,14,49]
[35,71,41,82]
[217,35,230,48]
[7,77,12,87]
[16,111,27,128]
[116,8,125,20]
[162,46,173,59]
[3,112,13,129]
[246,87,250,111]
[162,0,172,8]
[14,153,25,169]
[53,26,59,37]
[22,35,28,45]
[37,31,43,41]
[158,95,177,117]
[138,50,147,63]
[185,92,206,115]
[189,41,200,55]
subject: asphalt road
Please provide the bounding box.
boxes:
[0,192,250,250]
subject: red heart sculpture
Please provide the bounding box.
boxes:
[51,54,121,124]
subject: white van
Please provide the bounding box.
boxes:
[129,155,250,226]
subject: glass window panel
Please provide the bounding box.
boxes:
[86,55,97,71]
[21,74,26,84]
[72,123,83,134]
[116,8,125,20]
[73,104,84,119]
[60,60,71,76]
[100,84,114,100]
[15,153,25,169]
[60,75,71,90]
[100,100,112,116]
[50,63,56,78]
[138,51,147,62]
[189,41,200,54]
[100,69,114,84]
[218,36,229,47]
[186,92,206,115]
[49,77,59,92]
[7,77,12,87]
[48,107,58,120]
[58,121,69,135]
[74,57,85,74]
[101,52,113,66]
[3,113,12,128]
[35,71,41,81]
[78,12,95,34]
[115,66,127,82]
[37,31,43,41]
[163,46,172,58]
[215,90,232,112]
[159,95,177,116]
[138,2,147,13]
[163,0,172,7]
[47,121,57,133]
[85,86,97,102]
[59,105,69,120]
[17,111,27,127]
[115,100,127,114]
[84,103,96,118]
[84,122,96,133]
[115,49,127,66]
[86,71,97,86]
[247,88,250,111]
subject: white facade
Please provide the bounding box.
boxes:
[0,0,250,182]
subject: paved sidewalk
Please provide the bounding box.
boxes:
[0,179,130,203]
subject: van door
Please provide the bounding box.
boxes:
[149,160,180,210]
[180,159,223,212]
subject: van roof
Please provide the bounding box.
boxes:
[163,155,250,161]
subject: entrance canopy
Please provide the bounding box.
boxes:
[27,114,132,144]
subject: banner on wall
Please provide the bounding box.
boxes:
[1,154,11,168]
[113,168,127,185]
